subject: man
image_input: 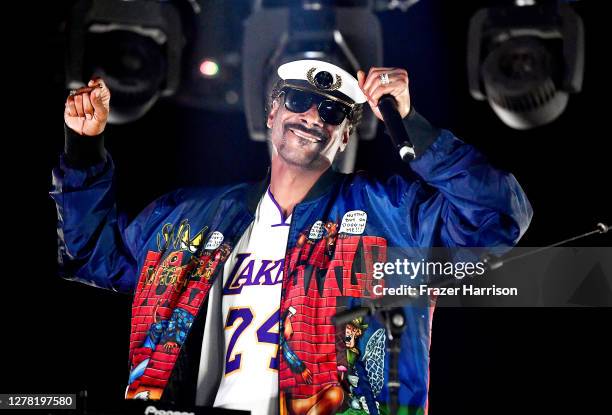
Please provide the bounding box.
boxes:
[52,59,532,415]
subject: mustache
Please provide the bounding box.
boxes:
[284,123,328,142]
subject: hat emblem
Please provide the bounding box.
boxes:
[307,67,342,91]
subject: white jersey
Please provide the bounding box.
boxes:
[196,187,290,415]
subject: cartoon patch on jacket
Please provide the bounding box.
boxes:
[127,301,195,398]
[280,217,389,415]
[338,319,385,415]
[126,219,235,400]
[280,306,345,415]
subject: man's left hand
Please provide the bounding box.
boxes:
[357,67,411,120]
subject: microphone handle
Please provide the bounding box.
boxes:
[378,94,415,162]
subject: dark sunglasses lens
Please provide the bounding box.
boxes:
[318,100,348,125]
[284,89,312,113]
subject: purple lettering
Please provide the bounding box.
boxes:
[223,253,251,295]
[252,259,284,286]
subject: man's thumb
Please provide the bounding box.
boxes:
[91,89,105,112]
[357,70,365,88]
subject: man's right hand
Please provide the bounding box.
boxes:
[64,78,111,136]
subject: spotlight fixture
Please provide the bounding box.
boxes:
[467,1,584,129]
[66,0,185,124]
[171,1,251,112]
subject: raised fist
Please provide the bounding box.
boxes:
[64,78,111,136]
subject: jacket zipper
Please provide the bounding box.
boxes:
[277,201,300,415]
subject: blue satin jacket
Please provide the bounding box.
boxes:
[51,128,532,414]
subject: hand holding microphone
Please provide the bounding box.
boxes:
[357,68,416,162]
[357,67,411,119]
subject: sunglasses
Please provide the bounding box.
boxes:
[281,87,352,126]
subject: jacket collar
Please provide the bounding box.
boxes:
[246,166,343,215]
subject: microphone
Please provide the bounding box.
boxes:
[377,94,415,162]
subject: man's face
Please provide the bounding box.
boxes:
[344,324,362,349]
[267,92,351,171]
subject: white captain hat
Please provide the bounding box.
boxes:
[277,59,367,107]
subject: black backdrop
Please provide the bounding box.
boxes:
[4,1,611,414]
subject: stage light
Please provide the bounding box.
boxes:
[200,59,220,77]
[242,1,383,173]
[171,2,250,113]
[467,1,584,130]
[66,0,186,124]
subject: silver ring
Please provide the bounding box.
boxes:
[380,73,390,85]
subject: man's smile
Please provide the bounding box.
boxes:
[283,122,328,146]
[289,128,322,143]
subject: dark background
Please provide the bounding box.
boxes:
[4,0,611,414]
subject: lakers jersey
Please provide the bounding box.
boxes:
[199,187,290,415]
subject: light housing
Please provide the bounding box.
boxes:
[66,0,184,124]
[467,2,584,129]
